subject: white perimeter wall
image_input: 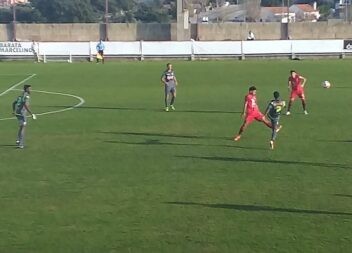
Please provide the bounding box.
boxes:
[0,40,350,57]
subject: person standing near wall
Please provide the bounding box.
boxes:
[96,40,105,64]
[31,40,40,62]
[247,31,255,40]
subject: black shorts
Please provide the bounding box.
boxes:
[98,50,104,57]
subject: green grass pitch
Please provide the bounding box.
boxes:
[0,60,351,253]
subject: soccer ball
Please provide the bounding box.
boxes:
[322,80,331,88]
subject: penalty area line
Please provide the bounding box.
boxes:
[26,89,85,117]
[0,88,85,121]
[0,73,36,97]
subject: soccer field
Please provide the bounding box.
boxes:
[0,60,351,253]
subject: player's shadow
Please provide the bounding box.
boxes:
[104,139,265,150]
[0,144,17,148]
[105,140,207,147]
[42,105,240,114]
[317,139,352,143]
[312,86,352,89]
[332,87,352,89]
[165,201,352,216]
[175,109,240,114]
[101,131,229,141]
[81,106,240,114]
[178,155,351,169]
[78,106,161,112]
[334,194,352,198]
[38,105,160,113]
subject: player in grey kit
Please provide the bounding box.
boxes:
[12,84,36,149]
[264,91,285,150]
[161,63,178,112]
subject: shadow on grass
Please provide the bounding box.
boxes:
[334,194,352,198]
[318,140,352,143]
[41,105,240,115]
[104,140,266,150]
[81,106,240,114]
[177,155,351,169]
[0,144,17,148]
[166,202,352,216]
[312,86,352,89]
[101,131,229,141]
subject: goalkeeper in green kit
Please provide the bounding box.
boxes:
[12,84,36,149]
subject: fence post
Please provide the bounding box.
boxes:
[190,39,195,61]
[140,40,144,61]
[241,40,245,60]
[290,40,297,60]
[89,41,93,62]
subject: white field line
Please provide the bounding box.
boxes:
[0,89,85,121]
[28,89,85,116]
[0,74,36,97]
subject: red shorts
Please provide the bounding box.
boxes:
[245,111,265,124]
[290,89,305,100]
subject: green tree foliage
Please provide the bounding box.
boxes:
[135,1,170,23]
[0,5,46,23]
[0,8,12,23]
[16,5,46,23]
[31,0,97,22]
[4,0,336,23]
[0,4,45,23]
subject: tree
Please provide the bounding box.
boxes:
[135,2,170,23]
[91,0,137,22]
[31,0,98,23]
[0,4,45,23]
[244,0,261,21]
[0,8,12,23]
[16,5,46,23]
[1,0,178,23]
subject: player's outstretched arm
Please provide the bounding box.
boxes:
[300,76,307,87]
[288,80,292,91]
[174,76,178,86]
[264,103,271,117]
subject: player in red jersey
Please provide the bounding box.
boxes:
[286,70,308,115]
[233,86,273,141]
